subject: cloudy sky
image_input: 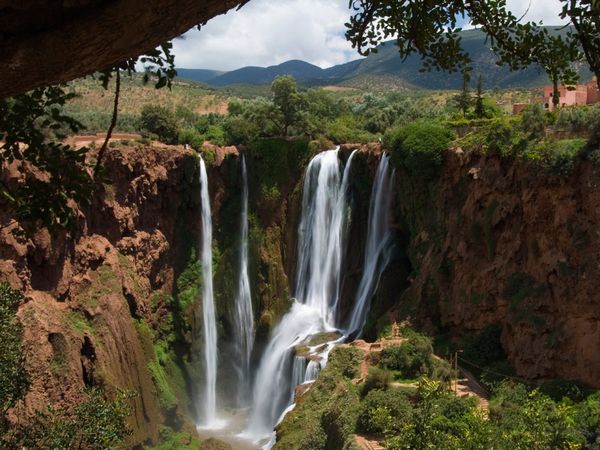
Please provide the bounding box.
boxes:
[172,0,567,71]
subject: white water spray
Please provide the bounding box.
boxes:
[346,153,395,337]
[245,148,355,439]
[198,156,218,427]
[233,155,254,406]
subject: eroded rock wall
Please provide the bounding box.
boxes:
[389,150,600,388]
[1,143,201,445]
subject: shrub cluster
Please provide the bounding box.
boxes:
[385,120,454,178]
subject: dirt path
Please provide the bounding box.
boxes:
[66,133,142,149]
[355,434,385,450]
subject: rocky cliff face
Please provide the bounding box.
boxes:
[1,143,201,445]
[388,149,600,388]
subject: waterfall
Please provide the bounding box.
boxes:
[233,155,254,406]
[198,156,218,427]
[346,153,395,337]
[245,148,355,439]
[294,149,356,325]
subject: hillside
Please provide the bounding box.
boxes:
[178,28,593,90]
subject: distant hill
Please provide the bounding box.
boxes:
[177,28,592,90]
[176,68,226,83]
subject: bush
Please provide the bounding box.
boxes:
[484,118,527,158]
[379,333,433,379]
[362,367,392,395]
[325,115,376,144]
[574,391,600,449]
[428,357,455,386]
[14,389,133,449]
[526,139,585,176]
[385,120,453,178]
[178,128,203,150]
[223,116,260,145]
[357,389,413,435]
[520,104,547,139]
[203,124,226,146]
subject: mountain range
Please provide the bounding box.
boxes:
[177,28,591,90]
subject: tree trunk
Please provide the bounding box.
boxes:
[552,78,560,109]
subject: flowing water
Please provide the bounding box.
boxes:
[244,148,355,442]
[196,150,395,449]
[198,156,219,427]
[233,155,255,406]
[346,153,396,337]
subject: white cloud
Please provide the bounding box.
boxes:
[173,0,569,71]
[173,0,359,70]
[506,0,567,25]
[463,0,567,29]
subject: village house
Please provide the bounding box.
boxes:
[513,78,600,114]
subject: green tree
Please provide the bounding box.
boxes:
[140,105,180,144]
[270,75,307,136]
[521,104,548,139]
[474,75,485,119]
[453,73,472,117]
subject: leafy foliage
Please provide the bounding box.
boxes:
[271,75,308,136]
[0,284,28,419]
[358,389,413,435]
[345,1,590,89]
[141,105,180,144]
[0,86,94,230]
[385,120,454,178]
[12,389,134,450]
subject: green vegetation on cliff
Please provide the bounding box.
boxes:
[0,284,134,449]
[277,331,600,450]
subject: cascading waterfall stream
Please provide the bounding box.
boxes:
[198,156,219,427]
[245,148,355,440]
[233,155,254,406]
[346,153,396,337]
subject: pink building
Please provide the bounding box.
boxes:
[541,79,600,111]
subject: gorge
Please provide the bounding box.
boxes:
[2,132,600,448]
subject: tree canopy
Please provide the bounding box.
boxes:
[345,0,599,88]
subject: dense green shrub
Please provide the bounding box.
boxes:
[428,357,455,386]
[223,116,260,145]
[362,367,392,395]
[178,128,204,150]
[327,347,362,380]
[202,125,226,146]
[526,138,586,176]
[520,104,548,139]
[325,115,377,144]
[12,389,133,449]
[385,120,453,178]
[379,333,433,379]
[573,391,600,449]
[484,118,528,158]
[357,389,413,435]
